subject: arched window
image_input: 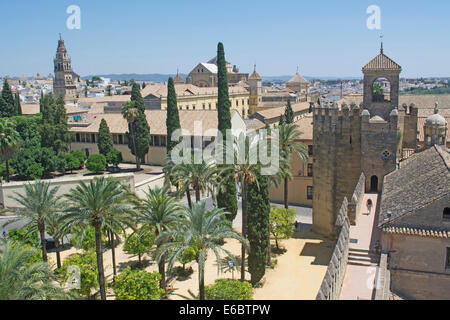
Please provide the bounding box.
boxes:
[372,78,391,102]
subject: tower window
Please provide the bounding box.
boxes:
[307,164,313,177]
[308,145,313,156]
[446,248,450,269]
[444,208,450,221]
[381,150,391,160]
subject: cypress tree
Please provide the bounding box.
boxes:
[166,77,181,156]
[284,100,294,124]
[133,112,151,167]
[279,114,285,125]
[1,79,15,117]
[98,118,114,157]
[216,42,237,220]
[14,93,22,115]
[142,82,146,89]
[247,169,270,285]
[131,82,145,113]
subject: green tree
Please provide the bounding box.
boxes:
[178,247,196,271]
[97,118,114,157]
[155,201,248,300]
[277,123,309,209]
[62,177,136,300]
[113,267,164,300]
[40,94,71,153]
[284,100,294,124]
[65,152,81,173]
[0,118,21,182]
[269,207,295,249]
[123,228,154,265]
[46,210,66,269]
[85,154,106,173]
[218,134,260,282]
[106,85,112,96]
[1,79,16,117]
[137,186,182,293]
[131,82,145,113]
[204,279,253,300]
[69,225,106,251]
[166,77,181,156]
[3,181,62,262]
[133,112,151,168]
[216,42,238,222]
[278,114,286,125]
[14,93,22,116]
[0,240,72,300]
[106,149,123,167]
[60,251,99,299]
[122,101,148,171]
[247,170,270,285]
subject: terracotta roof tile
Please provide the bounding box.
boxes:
[362,53,402,71]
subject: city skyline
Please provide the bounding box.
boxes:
[1,0,450,78]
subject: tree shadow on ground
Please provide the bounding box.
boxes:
[299,241,334,266]
[117,258,152,272]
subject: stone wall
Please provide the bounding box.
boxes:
[374,253,391,300]
[0,173,135,210]
[347,173,365,225]
[316,197,350,300]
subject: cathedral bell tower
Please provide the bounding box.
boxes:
[248,65,262,115]
[53,34,77,104]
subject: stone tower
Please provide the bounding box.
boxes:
[248,65,262,115]
[53,34,77,104]
[360,45,401,192]
[312,102,362,237]
[312,45,403,238]
[424,103,448,148]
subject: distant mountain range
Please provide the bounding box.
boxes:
[81,73,362,82]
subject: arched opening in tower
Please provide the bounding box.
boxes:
[372,78,391,102]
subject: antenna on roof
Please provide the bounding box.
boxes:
[59,33,62,41]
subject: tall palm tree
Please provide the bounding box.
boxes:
[0,118,21,182]
[218,133,260,282]
[156,201,248,300]
[136,186,182,293]
[121,101,140,170]
[0,239,73,300]
[3,181,62,262]
[277,123,309,209]
[62,177,136,300]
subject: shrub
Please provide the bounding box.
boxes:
[113,267,164,300]
[179,247,196,270]
[269,207,296,249]
[0,161,15,180]
[70,225,106,251]
[123,229,153,264]
[26,163,44,180]
[71,150,87,165]
[65,152,81,173]
[85,154,106,173]
[59,251,99,298]
[204,279,254,300]
[106,149,123,166]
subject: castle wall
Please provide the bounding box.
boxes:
[401,104,419,149]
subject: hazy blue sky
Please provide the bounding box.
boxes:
[1,0,449,78]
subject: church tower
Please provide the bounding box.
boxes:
[360,44,401,192]
[53,34,77,104]
[248,65,262,115]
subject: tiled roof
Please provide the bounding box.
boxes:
[249,70,262,80]
[383,226,450,238]
[140,83,248,98]
[379,145,450,227]
[293,114,313,140]
[69,109,239,136]
[252,102,310,120]
[287,72,309,84]
[362,53,402,71]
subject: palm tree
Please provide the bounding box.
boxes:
[0,239,73,300]
[3,181,62,262]
[62,176,136,300]
[218,133,260,282]
[121,101,140,170]
[46,210,67,269]
[169,156,218,206]
[155,201,248,300]
[136,186,182,293]
[0,118,21,182]
[277,123,309,209]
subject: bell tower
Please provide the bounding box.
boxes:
[248,65,262,115]
[53,34,77,104]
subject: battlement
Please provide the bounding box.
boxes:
[400,103,418,116]
[361,108,398,132]
[313,102,362,134]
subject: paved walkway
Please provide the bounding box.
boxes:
[339,193,381,300]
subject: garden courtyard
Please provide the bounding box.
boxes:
[44,203,334,300]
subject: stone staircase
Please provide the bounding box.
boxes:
[348,248,380,267]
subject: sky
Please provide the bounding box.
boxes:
[0,0,449,78]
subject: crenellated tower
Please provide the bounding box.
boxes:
[312,102,362,237]
[312,45,403,238]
